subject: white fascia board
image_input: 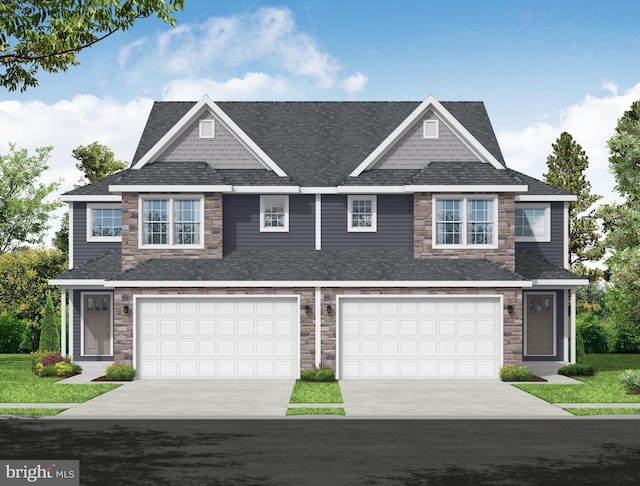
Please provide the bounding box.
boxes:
[109,280,532,288]
[299,187,339,194]
[515,194,577,202]
[405,184,528,193]
[60,195,122,202]
[109,184,233,193]
[132,95,288,177]
[350,94,504,176]
[531,279,589,286]
[48,279,110,287]
[230,186,300,194]
[336,186,406,194]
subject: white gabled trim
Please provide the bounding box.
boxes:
[68,202,74,269]
[563,201,570,270]
[110,280,532,288]
[315,194,322,250]
[231,186,300,194]
[350,94,504,176]
[60,195,122,202]
[299,187,339,194]
[515,194,577,202]
[49,279,110,287]
[110,184,232,193]
[531,279,589,286]
[132,95,288,177]
[407,184,527,192]
[337,186,405,194]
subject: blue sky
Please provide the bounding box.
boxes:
[2,0,640,239]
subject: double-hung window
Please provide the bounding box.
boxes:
[347,195,377,232]
[260,195,289,232]
[433,195,497,248]
[140,196,203,247]
[87,204,122,242]
[515,203,550,242]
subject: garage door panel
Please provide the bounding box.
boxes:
[138,297,299,379]
[341,297,501,379]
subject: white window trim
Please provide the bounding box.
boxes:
[423,119,439,139]
[260,195,289,232]
[138,195,205,248]
[515,203,551,243]
[432,194,498,249]
[86,203,122,242]
[347,195,377,232]
[199,119,215,138]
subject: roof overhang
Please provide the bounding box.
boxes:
[60,195,122,202]
[531,279,589,286]
[109,184,233,193]
[515,194,577,202]
[405,184,528,193]
[109,280,531,288]
[49,279,111,287]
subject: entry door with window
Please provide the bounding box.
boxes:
[84,294,112,355]
[525,294,554,356]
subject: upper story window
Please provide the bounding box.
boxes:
[199,119,215,138]
[260,195,289,232]
[347,195,377,232]
[515,203,550,242]
[433,195,497,248]
[140,195,204,247]
[87,203,122,242]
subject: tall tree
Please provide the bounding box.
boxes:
[0,0,184,92]
[543,131,604,280]
[0,143,61,253]
[72,141,128,183]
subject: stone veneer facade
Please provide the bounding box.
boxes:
[113,286,523,373]
[413,192,516,272]
[120,192,223,271]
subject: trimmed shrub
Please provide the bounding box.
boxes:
[38,294,60,353]
[557,363,595,376]
[315,368,335,382]
[300,370,315,381]
[0,312,27,353]
[106,363,136,381]
[620,369,640,394]
[41,353,65,367]
[499,365,533,381]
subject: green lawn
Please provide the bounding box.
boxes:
[289,381,343,404]
[286,407,345,416]
[0,354,120,403]
[0,408,67,416]
[565,408,640,416]
[515,354,640,404]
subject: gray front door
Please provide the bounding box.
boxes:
[525,294,554,356]
[84,294,111,355]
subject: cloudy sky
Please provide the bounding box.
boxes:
[2,0,640,243]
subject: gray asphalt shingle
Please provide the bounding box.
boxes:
[515,250,583,280]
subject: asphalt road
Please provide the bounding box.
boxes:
[1,419,639,485]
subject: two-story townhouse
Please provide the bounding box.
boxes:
[51,95,587,380]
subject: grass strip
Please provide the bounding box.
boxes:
[0,408,67,416]
[286,407,345,416]
[565,408,640,416]
[289,381,343,404]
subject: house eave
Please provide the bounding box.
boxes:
[60,195,122,202]
[515,194,577,202]
[109,280,532,288]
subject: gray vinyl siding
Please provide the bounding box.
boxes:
[223,194,315,251]
[372,111,478,169]
[73,202,121,267]
[72,289,114,361]
[515,202,565,267]
[322,194,413,249]
[523,290,565,361]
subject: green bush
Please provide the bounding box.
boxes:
[575,331,587,364]
[315,368,335,382]
[0,312,27,353]
[38,294,60,353]
[620,369,640,394]
[557,363,595,376]
[106,363,136,381]
[499,365,532,381]
[300,370,315,381]
[577,312,613,354]
[31,350,81,377]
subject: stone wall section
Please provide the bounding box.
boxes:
[121,192,222,271]
[414,192,516,271]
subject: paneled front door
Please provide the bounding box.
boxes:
[525,294,554,356]
[84,294,111,355]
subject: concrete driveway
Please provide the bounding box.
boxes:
[54,378,570,418]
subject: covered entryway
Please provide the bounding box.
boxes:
[82,293,112,356]
[136,296,299,379]
[525,293,555,356]
[339,296,502,379]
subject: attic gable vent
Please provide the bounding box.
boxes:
[199,119,215,138]
[423,119,439,139]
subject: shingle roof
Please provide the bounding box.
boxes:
[110,250,526,282]
[515,250,583,281]
[64,170,129,196]
[53,250,122,280]
[509,169,573,196]
[409,161,523,186]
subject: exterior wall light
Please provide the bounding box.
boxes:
[123,304,129,315]
[507,305,513,314]
[304,305,310,315]
[326,305,332,315]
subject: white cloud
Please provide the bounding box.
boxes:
[498,82,640,204]
[162,72,289,101]
[343,72,369,93]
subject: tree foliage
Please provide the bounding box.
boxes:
[0,0,184,92]
[0,143,61,253]
[543,132,604,280]
[73,141,127,183]
[39,293,60,352]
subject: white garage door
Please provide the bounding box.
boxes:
[340,296,502,379]
[137,297,299,379]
